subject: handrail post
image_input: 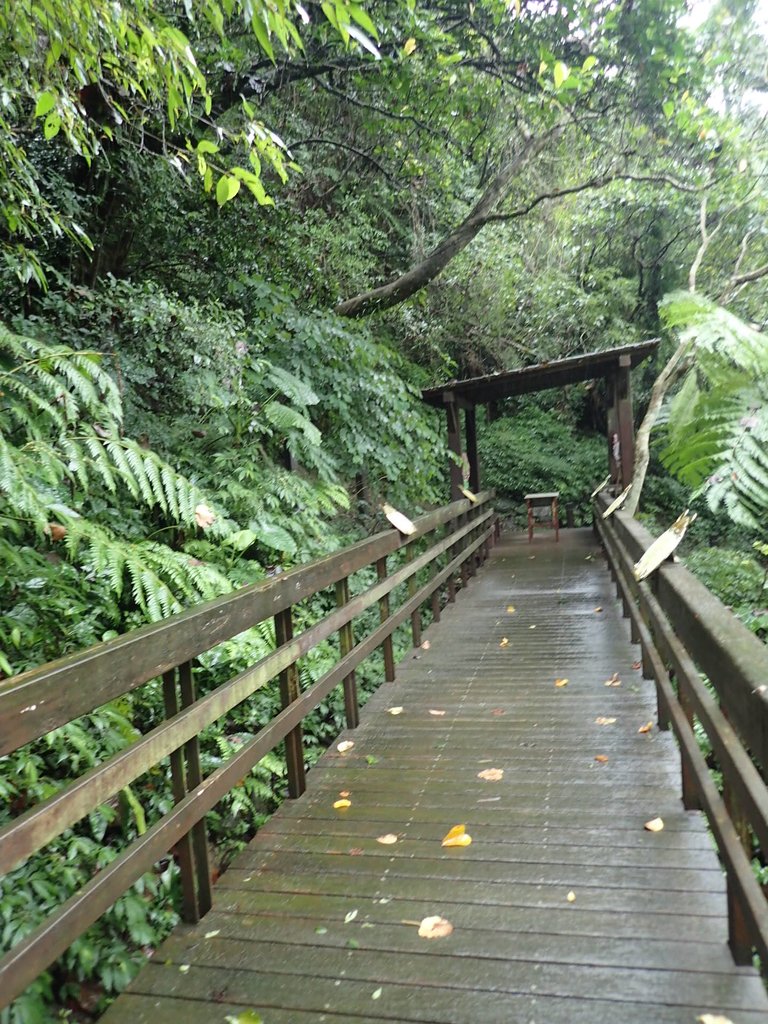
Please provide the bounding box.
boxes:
[723,725,754,963]
[405,542,422,646]
[162,664,212,922]
[376,557,396,681]
[274,607,307,798]
[446,516,457,603]
[335,577,360,728]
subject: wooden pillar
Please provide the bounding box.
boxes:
[615,354,635,489]
[606,374,620,485]
[445,397,463,501]
[465,405,479,491]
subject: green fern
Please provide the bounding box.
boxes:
[1,322,234,621]
[660,292,768,529]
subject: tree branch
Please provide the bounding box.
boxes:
[289,137,394,180]
[482,170,702,224]
[334,127,560,318]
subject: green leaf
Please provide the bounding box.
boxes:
[248,520,297,555]
[662,99,674,118]
[216,175,241,206]
[349,4,378,38]
[196,139,219,154]
[582,55,598,72]
[553,61,569,88]
[403,37,417,56]
[43,112,61,140]
[35,92,56,118]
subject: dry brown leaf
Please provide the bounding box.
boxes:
[499,637,510,648]
[376,834,399,845]
[632,660,642,670]
[349,847,363,856]
[566,891,576,903]
[595,716,617,725]
[382,503,416,536]
[594,754,609,763]
[477,768,504,781]
[644,817,664,832]
[604,672,621,687]
[554,678,569,688]
[339,790,350,797]
[421,640,431,651]
[194,503,216,528]
[333,799,351,810]
[47,522,67,542]
[441,824,472,848]
[506,605,516,614]
[601,483,632,519]
[491,707,505,716]
[387,706,404,716]
[336,740,355,753]
[638,721,653,734]
[633,510,697,580]
[429,709,446,717]
[418,915,453,939]
[593,606,603,613]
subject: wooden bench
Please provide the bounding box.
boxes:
[524,491,559,542]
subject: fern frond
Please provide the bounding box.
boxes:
[661,294,768,529]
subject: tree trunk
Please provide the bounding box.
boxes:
[334,130,555,318]
[624,338,694,515]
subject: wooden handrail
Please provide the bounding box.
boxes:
[0,492,497,1008]
[595,494,768,973]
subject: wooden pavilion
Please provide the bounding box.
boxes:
[422,340,659,499]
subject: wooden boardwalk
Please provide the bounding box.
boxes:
[103,529,768,1024]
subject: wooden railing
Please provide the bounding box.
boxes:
[0,492,498,1008]
[595,494,768,972]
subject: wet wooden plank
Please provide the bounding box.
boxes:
[102,530,768,1024]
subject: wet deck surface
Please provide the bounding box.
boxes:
[103,529,768,1023]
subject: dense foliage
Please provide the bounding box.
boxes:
[1,0,768,1018]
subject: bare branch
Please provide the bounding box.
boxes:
[289,137,393,180]
[688,196,722,292]
[482,170,702,225]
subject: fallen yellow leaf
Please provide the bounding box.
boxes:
[376,834,398,845]
[429,709,446,717]
[697,1015,735,1024]
[506,605,516,614]
[333,799,351,810]
[499,637,510,648]
[644,817,664,832]
[421,640,431,650]
[529,624,537,629]
[566,891,576,903]
[442,824,472,847]
[418,915,453,939]
[595,716,617,725]
[604,672,621,687]
[594,754,609,763]
[388,706,404,715]
[594,606,603,613]
[638,721,653,734]
[336,740,354,753]
[555,678,569,688]
[477,768,504,781]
